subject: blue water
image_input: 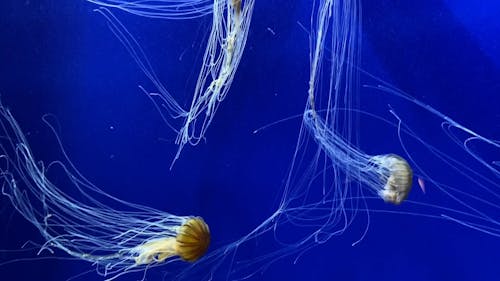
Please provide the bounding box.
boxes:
[1,1,499,280]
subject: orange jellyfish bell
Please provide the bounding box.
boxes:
[176,217,211,262]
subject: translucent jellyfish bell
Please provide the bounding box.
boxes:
[299,0,500,243]
[369,154,413,205]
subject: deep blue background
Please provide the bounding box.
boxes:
[1,1,499,280]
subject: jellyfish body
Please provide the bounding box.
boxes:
[0,104,210,279]
[173,0,254,161]
[134,217,210,264]
[369,154,413,205]
[92,0,255,164]
[303,108,413,205]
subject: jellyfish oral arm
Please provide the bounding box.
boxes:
[132,237,178,265]
[174,0,253,163]
[91,0,254,164]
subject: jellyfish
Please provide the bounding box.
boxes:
[174,0,254,161]
[304,109,413,205]
[276,0,500,250]
[299,0,414,208]
[90,0,255,165]
[0,104,210,280]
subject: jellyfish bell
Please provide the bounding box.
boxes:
[175,217,211,262]
[369,154,413,205]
